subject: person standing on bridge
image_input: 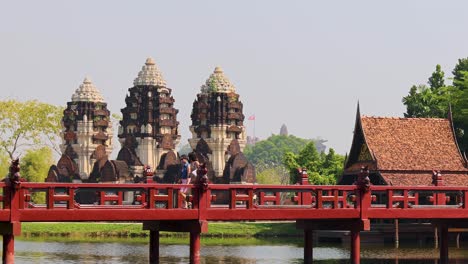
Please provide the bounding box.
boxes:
[180,155,191,208]
[188,152,200,181]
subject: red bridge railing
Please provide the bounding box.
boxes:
[0,182,467,222]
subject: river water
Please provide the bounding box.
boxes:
[9,239,468,264]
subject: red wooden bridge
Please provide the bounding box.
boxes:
[0,172,467,264]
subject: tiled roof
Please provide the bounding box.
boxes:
[361,117,467,172]
[380,172,468,186]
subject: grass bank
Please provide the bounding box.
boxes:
[20,222,302,243]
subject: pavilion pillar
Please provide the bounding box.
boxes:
[351,229,360,264]
[304,230,313,264]
[149,230,159,264]
[190,231,201,264]
[439,225,449,264]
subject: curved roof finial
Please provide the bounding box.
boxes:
[448,103,453,122]
[356,100,361,121]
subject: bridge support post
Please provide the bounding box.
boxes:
[190,231,201,264]
[440,224,449,264]
[144,221,207,264]
[303,230,313,264]
[149,230,159,264]
[0,222,21,264]
[2,234,14,264]
[351,229,360,264]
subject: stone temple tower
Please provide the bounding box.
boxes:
[60,77,113,179]
[117,58,181,173]
[189,66,246,177]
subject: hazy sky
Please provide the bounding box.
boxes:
[1,1,468,156]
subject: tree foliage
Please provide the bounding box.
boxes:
[402,84,455,118]
[0,100,63,159]
[255,165,289,185]
[428,64,445,90]
[283,142,345,185]
[402,64,453,118]
[452,58,468,90]
[20,147,54,182]
[452,71,468,151]
[20,147,54,204]
[244,135,337,185]
[244,135,311,168]
[0,151,8,178]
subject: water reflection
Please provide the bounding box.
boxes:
[6,240,468,263]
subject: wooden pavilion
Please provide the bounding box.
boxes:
[338,105,468,186]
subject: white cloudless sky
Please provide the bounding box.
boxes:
[1,1,468,157]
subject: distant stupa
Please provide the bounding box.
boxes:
[280,124,288,136]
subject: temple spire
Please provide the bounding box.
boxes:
[190,67,246,178]
[71,77,104,103]
[201,66,236,93]
[133,57,166,87]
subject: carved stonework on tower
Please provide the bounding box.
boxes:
[157,150,181,183]
[118,58,181,175]
[46,146,80,183]
[189,67,247,178]
[222,140,256,184]
[50,77,113,181]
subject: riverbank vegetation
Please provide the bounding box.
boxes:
[21,222,301,241]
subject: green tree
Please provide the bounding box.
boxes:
[20,147,54,203]
[452,58,468,90]
[245,135,314,185]
[0,100,63,159]
[244,135,311,168]
[452,71,468,151]
[402,85,445,118]
[428,64,445,90]
[255,166,289,185]
[402,63,464,119]
[402,65,458,118]
[283,142,345,185]
[21,147,53,182]
[321,149,345,181]
[0,151,8,178]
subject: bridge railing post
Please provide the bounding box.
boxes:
[355,166,371,226]
[432,170,447,206]
[3,159,23,264]
[190,178,208,264]
[297,168,312,205]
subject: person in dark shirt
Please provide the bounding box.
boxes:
[179,155,191,208]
